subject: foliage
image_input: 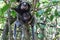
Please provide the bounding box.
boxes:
[0,0,60,40]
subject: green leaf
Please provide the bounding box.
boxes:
[45,7,52,13]
[0,9,4,17]
[0,18,6,23]
[11,10,16,18]
[36,12,40,17]
[50,15,54,21]
[36,2,40,8]
[44,7,52,15]
[42,1,48,4]
[38,33,44,38]
[38,9,44,15]
[41,0,48,3]
[52,0,59,5]
[10,0,16,2]
[55,9,58,16]
[1,4,10,13]
[40,24,46,29]
[57,28,60,32]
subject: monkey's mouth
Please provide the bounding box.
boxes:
[21,6,28,10]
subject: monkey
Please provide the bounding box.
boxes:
[12,2,35,40]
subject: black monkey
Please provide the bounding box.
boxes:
[12,2,35,40]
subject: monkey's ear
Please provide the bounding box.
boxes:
[28,4,31,9]
[26,2,31,10]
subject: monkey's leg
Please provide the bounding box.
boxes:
[31,26,35,40]
[31,17,35,40]
[31,23,35,40]
[13,24,17,40]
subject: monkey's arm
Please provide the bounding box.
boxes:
[13,20,22,40]
[11,8,20,13]
[13,23,17,40]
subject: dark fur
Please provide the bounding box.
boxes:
[12,2,35,40]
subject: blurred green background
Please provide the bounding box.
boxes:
[0,0,60,40]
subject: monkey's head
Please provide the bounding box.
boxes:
[12,2,31,13]
[19,2,31,11]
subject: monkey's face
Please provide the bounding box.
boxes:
[12,2,30,13]
[19,2,30,11]
[21,2,28,10]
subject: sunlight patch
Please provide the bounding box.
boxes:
[0,1,5,8]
